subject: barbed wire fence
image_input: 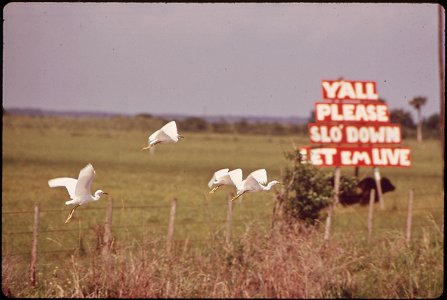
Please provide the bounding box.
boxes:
[2,190,444,287]
[2,191,444,240]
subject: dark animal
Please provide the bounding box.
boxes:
[338,177,396,206]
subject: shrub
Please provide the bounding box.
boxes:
[274,149,357,226]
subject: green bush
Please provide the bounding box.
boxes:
[275,149,358,226]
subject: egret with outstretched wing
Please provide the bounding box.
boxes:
[48,164,108,224]
[208,168,243,194]
[142,121,184,151]
[231,169,280,201]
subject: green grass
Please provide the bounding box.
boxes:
[2,114,444,297]
[3,115,310,253]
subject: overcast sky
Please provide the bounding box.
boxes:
[3,2,444,120]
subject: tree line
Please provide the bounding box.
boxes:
[139,108,440,138]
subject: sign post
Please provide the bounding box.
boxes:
[324,167,340,241]
[373,167,384,209]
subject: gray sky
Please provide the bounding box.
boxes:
[3,2,444,120]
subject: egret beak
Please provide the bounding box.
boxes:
[103,192,109,195]
[231,192,245,202]
[141,145,151,151]
[209,185,222,194]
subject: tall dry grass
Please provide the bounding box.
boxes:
[2,220,443,298]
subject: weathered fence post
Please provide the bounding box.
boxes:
[102,197,113,257]
[324,167,340,241]
[373,167,384,210]
[225,194,234,248]
[324,206,334,241]
[29,203,39,287]
[166,198,177,256]
[406,189,414,246]
[367,189,375,243]
[442,214,444,236]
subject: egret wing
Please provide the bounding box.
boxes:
[228,168,244,190]
[217,174,234,186]
[228,169,243,185]
[48,177,78,199]
[75,164,96,197]
[249,169,267,185]
[208,168,230,188]
[149,129,172,144]
[242,175,262,191]
[160,121,179,140]
[148,129,161,142]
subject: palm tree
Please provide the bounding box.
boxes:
[409,96,427,143]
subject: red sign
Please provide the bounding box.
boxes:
[315,102,390,123]
[300,79,411,167]
[322,80,379,101]
[308,123,402,145]
[300,146,411,167]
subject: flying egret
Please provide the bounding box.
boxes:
[141,121,184,151]
[208,168,243,194]
[231,169,280,201]
[48,163,108,224]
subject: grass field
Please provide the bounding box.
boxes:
[2,115,303,250]
[2,114,444,297]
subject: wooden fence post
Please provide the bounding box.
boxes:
[225,194,233,248]
[406,189,414,246]
[373,167,384,210]
[438,4,445,182]
[324,205,334,241]
[102,197,113,257]
[442,214,444,236]
[166,198,177,256]
[367,189,375,243]
[29,203,39,287]
[324,167,340,241]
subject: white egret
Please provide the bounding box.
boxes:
[208,168,243,194]
[48,163,108,224]
[231,169,280,201]
[141,121,184,151]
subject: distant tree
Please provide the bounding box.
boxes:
[234,118,250,134]
[389,108,415,129]
[308,110,315,123]
[422,113,440,138]
[422,113,439,129]
[409,96,427,142]
[270,122,286,135]
[287,124,307,135]
[135,113,153,119]
[212,119,231,133]
[180,117,209,132]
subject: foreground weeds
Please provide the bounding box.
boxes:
[2,222,443,298]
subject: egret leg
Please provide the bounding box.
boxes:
[65,204,80,224]
[141,141,161,151]
[209,185,223,194]
[231,191,246,202]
